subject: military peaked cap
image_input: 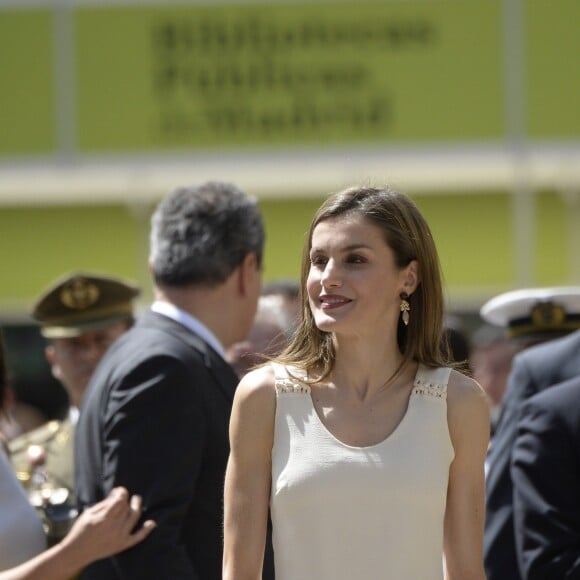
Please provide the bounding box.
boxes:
[480,287,580,341]
[33,272,141,338]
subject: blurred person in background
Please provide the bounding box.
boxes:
[0,384,47,442]
[481,287,580,580]
[511,373,580,579]
[261,277,301,333]
[226,294,291,378]
[470,324,516,435]
[1,329,155,579]
[441,314,472,370]
[9,273,140,545]
[0,329,45,567]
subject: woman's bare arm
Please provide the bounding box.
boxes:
[223,366,276,580]
[443,371,490,580]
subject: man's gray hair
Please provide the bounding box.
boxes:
[150,181,264,287]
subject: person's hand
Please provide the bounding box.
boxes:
[59,487,156,566]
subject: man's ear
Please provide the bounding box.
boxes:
[237,252,259,296]
[45,345,63,382]
[402,260,420,296]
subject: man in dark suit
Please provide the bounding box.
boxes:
[511,374,580,579]
[482,287,580,580]
[75,182,273,579]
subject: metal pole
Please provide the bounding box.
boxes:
[503,0,534,288]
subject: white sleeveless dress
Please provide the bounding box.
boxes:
[270,364,454,580]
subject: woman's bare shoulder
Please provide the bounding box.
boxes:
[228,366,279,466]
[233,364,278,410]
[446,370,490,443]
[447,369,488,405]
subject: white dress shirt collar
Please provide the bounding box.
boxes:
[69,406,80,426]
[151,300,225,358]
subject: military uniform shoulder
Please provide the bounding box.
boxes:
[8,420,63,454]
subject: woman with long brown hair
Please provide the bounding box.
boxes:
[224,186,489,579]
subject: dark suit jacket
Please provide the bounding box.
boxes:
[484,330,580,580]
[511,376,580,579]
[75,310,274,579]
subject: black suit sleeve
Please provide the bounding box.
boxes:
[484,354,537,580]
[101,355,206,579]
[511,395,580,580]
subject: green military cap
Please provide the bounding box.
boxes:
[33,272,141,338]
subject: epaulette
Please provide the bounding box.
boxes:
[8,420,62,455]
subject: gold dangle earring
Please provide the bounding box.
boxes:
[400,292,410,326]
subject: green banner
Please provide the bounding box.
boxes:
[1,1,577,158]
[527,0,580,138]
[0,10,55,155]
[74,1,504,152]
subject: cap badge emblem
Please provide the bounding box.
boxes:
[531,301,565,328]
[60,278,100,310]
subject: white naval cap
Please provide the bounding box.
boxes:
[480,287,580,341]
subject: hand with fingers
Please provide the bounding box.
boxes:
[0,487,156,580]
[60,487,156,562]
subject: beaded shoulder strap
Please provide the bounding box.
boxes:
[272,363,311,395]
[412,365,452,400]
